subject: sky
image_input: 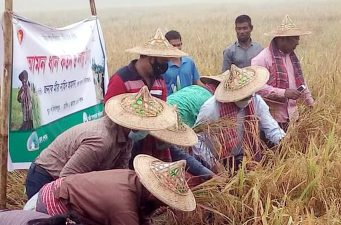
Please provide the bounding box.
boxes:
[1,0,226,12]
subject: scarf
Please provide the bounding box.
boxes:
[268,39,305,89]
[218,99,262,161]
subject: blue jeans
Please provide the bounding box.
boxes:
[170,146,214,180]
[25,163,54,199]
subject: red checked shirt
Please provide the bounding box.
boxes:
[104,59,167,102]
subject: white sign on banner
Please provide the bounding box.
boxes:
[8,14,108,170]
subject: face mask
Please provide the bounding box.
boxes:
[235,98,252,109]
[152,60,168,75]
[128,130,148,142]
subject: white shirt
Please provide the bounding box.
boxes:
[195,94,285,144]
[192,95,285,168]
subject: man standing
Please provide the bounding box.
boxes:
[104,29,187,102]
[222,15,263,72]
[252,15,314,131]
[193,65,285,169]
[163,30,204,95]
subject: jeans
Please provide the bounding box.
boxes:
[25,163,54,199]
[170,146,214,180]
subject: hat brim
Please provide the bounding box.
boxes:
[149,124,198,147]
[133,154,196,212]
[200,70,230,85]
[264,29,312,37]
[105,94,177,131]
[215,66,269,103]
[126,47,188,58]
[200,75,224,85]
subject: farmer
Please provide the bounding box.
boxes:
[192,65,285,169]
[104,29,187,164]
[25,87,177,199]
[17,70,33,131]
[104,28,187,102]
[222,15,263,72]
[35,155,196,225]
[162,30,204,95]
[252,15,314,131]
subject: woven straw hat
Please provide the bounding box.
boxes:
[126,28,188,58]
[265,15,311,37]
[133,154,196,211]
[215,65,269,103]
[105,86,177,130]
[149,108,198,147]
[200,70,230,86]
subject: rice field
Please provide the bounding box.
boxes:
[5,0,341,224]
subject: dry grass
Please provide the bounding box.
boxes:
[6,0,341,224]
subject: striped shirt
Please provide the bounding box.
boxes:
[104,60,167,103]
[39,178,67,216]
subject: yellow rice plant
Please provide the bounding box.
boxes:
[6,1,341,224]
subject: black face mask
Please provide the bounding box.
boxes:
[151,60,168,75]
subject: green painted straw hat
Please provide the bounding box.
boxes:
[105,86,177,130]
[215,65,269,103]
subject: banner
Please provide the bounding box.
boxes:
[8,14,108,169]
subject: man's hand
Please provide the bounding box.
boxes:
[284,89,302,100]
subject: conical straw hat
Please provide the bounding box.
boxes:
[133,154,196,212]
[200,70,230,86]
[265,15,311,37]
[126,28,188,58]
[149,107,198,147]
[105,86,177,130]
[215,65,269,103]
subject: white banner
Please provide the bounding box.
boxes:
[8,14,108,169]
[12,15,108,125]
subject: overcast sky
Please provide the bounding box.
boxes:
[1,0,226,12]
[0,0,331,12]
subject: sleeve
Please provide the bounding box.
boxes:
[104,74,127,103]
[222,48,232,72]
[60,138,112,177]
[251,55,287,101]
[194,97,220,125]
[302,85,314,106]
[257,84,286,102]
[192,61,200,82]
[254,95,285,144]
[170,146,214,180]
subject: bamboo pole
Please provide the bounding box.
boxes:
[89,0,97,16]
[0,0,13,209]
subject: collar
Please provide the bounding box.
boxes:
[168,56,189,67]
[236,39,254,48]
